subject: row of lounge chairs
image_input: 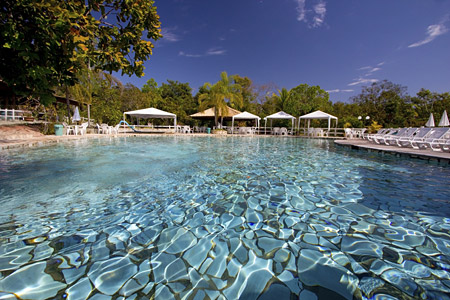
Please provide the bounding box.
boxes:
[366,127,450,152]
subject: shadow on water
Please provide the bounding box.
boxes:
[328,141,450,217]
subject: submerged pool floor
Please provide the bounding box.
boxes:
[0,136,449,299]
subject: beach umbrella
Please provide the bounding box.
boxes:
[438,110,449,127]
[425,113,435,127]
[72,106,81,123]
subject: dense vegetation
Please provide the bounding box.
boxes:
[0,0,161,104]
[57,69,450,129]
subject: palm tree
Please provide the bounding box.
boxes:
[198,71,243,127]
[273,87,290,112]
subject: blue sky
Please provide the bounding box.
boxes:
[118,0,450,102]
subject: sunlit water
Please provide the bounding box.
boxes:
[0,136,449,300]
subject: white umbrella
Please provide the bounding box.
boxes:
[425,113,435,127]
[438,110,449,127]
[72,106,81,123]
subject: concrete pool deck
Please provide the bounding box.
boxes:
[335,139,450,165]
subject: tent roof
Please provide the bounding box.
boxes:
[299,110,337,120]
[190,106,241,118]
[124,107,176,119]
[264,111,296,120]
[233,111,261,120]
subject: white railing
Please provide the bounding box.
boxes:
[0,109,26,121]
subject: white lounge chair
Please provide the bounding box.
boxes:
[376,128,409,145]
[272,127,280,135]
[367,128,398,143]
[413,127,450,150]
[367,128,390,142]
[397,127,432,148]
[383,127,418,146]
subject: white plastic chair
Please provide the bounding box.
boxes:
[344,128,353,139]
[77,122,88,135]
[111,124,120,135]
[96,123,103,134]
[64,122,75,135]
[280,127,288,135]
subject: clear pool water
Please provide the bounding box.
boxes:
[0,136,449,300]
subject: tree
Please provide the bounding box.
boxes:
[412,89,450,126]
[142,78,159,94]
[0,0,161,104]
[284,84,331,117]
[120,83,153,112]
[351,80,414,127]
[198,72,243,127]
[231,75,257,112]
[159,80,196,125]
[272,88,290,112]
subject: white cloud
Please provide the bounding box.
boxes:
[294,0,327,28]
[206,48,227,55]
[179,47,226,58]
[295,0,306,21]
[408,16,449,48]
[312,1,326,28]
[326,89,354,93]
[358,66,372,71]
[366,67,381,74]
[348,78,379,86]
[178,51,202,58]
[160,27,180,42]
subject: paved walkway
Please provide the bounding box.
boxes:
[335,139,450,164]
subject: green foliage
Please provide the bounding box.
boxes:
[158,80,196,125]
[198,72,243,126]
[272,88,290,112]
[368,121,383,133]
[411,89,450,127]
[120,83,153,112]
[0,0,161,104]
[231,75,257,112]
[142,78,159,94]
[91,87,122,124]
[350,80,412,128]
[284,84,331,117]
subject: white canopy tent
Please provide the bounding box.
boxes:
[231,111,261,134]
[123,108,177,132]
[298,110,338,131]
[263,111,296,134]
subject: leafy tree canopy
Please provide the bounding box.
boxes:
[284,84,331,117]
[0,0,161,104]
[159,80,196,125]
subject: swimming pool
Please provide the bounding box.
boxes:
[0,136,449,299]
